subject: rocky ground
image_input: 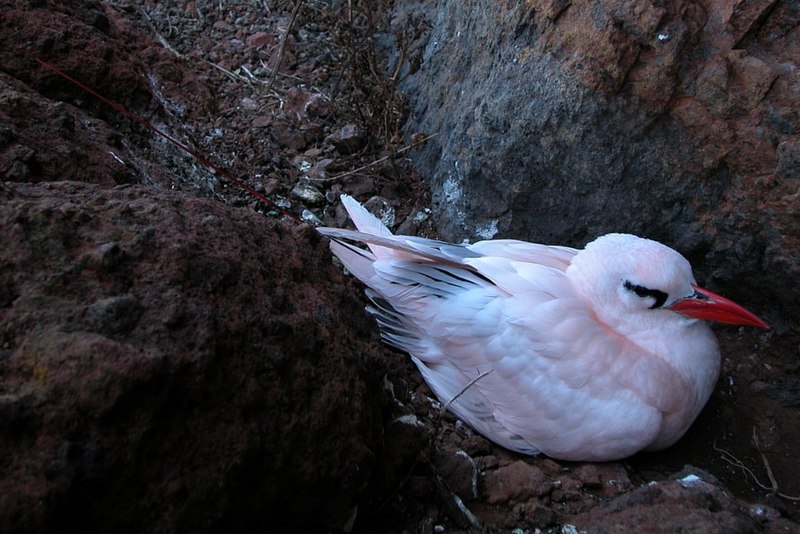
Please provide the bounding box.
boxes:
[1,0,799,533]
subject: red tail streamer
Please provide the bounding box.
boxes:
[34,57,301,223]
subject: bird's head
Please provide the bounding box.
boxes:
[567,233,768,331]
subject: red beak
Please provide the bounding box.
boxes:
[667,285,769,329]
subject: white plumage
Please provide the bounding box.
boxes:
[318,195,768,461]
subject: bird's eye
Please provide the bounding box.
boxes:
[623,280,668,309]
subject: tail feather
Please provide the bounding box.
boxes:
[319,196,542,456]
[327,238,428,355]
[339,194,394,258]
[316,226,484,270]
[328,239,378,286]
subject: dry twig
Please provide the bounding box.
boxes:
[713,428,800,501]
[314,132,438,183]
[266,1,302,92]
[751,427,781,494]
[440,369,494,417]
[136,6,182,58]
[203,59,255,87]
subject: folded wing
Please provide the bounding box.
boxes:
[318,197,689,460]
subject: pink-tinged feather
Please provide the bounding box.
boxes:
[318,198,768,461]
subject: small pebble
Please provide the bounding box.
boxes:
[273,196,291,209]
[240,97,258,110]
[328,123,365,154]
[301,209,323,226]
[291,181,325,206]
[363,196,395,228]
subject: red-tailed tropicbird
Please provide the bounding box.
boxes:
[318,195,769,461]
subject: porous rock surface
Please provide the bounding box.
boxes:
[0,181,387,533]
[395,0,800,330]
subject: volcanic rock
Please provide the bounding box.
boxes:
[0,181,388,533]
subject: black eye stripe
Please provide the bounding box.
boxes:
[623,280,669,309]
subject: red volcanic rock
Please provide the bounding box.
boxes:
[0,182,388,533]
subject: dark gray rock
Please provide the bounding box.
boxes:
[393,0,799,329]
